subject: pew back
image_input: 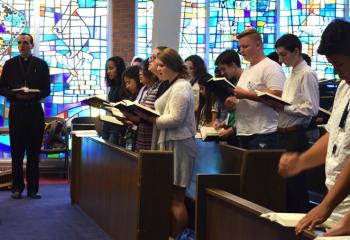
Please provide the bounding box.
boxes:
[219,144,286,211]
[70,135,172,240]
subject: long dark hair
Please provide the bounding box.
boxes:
[197,83,216,127]
[185,55,208,83]
[105,56,126,87]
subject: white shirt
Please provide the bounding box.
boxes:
[325,81,350,221]
[278,60,320,128]
[236,57,285,136]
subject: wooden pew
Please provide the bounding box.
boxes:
[70,134,173,240]
[196,174,318,240]
[219,144,286,211]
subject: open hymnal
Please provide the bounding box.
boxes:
[261,212,336,228]
[198,126,220,141]
[81,95,114,109]
[205,77,235,102]
[12,87,40,93]
[255,90,291,106]
[207,77,236,89]
[114,99,160,117]
[99,115,124,126]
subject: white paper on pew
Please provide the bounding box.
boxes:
[261,212,336,228]
[315,236,350,240]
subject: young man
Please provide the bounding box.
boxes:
[274,34,320,213]
[278,19,350,236]
[0,33,50,199]
[214,50,242,144]
[230,28,285,149]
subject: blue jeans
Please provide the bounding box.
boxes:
[238,132,278,149]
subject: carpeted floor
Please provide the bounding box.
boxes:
[0,183,111,240]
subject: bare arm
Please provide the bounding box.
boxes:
[296,153,350,234]
[279,132,329,177]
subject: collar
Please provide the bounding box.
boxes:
[19,55,33,62]
[292,60,308,74]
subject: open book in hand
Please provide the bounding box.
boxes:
[260,212,336,228]
[99,115,124,126]
[205,77,235,102]
[198,126,220,141]
[12,87,40,93]
[255,90,291,106]
[114,99,160,117]
[81,95,114,109]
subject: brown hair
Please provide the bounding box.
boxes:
[237,28,262,44]
[157,47,188,79]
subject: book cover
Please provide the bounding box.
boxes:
[205,77,235,103]
[114,99,160,117]
[261,212,335,228]
[12,87,40,93]
[199,126,220,141]
[255,90,291,106]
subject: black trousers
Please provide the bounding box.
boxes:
[278,129,310,213]
[9,102,44,194]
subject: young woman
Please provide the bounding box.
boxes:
[122,65,142,101]
[185,55,213,114]
[197,82,218,129]
[120,59,161,151]
[139,48,196,238]
[102,56,126,144]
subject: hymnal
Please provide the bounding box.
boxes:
[99,115,124,126]
[205,77,236,102]
[199,126,220,141]
[261,212,335,228]
[12,87,40,93]
[114,99,160,117]
[81,95,113,109]
[255,90,291,106]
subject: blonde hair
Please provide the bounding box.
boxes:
[237,28,262,44]
[157,47,188,79]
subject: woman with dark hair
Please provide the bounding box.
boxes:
[121,59,161,151]
[122,65,142,101]
[102,56,126,144]
[185,55,213,113]
[138,48,196,238]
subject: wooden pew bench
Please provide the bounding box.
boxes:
[196,174,319,240]
[70,134,173,240]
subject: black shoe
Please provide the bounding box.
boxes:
[11,191,22,199]
[27,192,41,199]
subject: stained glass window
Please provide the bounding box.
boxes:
[279,0,346,79]
[208,0,277,70]
[179,0,207,60]
[136,0,153,59]
[136,0,348,79]
[0,0,108,126]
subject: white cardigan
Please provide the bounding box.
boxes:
[152,78,196,148]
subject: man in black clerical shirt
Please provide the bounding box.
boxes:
[0,33,50,199]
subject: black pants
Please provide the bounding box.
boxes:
[9,102,44,194]
[278,129,310,213]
